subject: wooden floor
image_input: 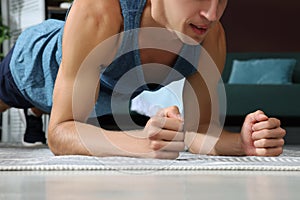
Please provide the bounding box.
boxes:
[1,170,300,200]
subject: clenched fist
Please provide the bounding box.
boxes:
[240,110,286,156]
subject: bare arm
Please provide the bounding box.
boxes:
[48,0,146,157]
[48,0,122,156]
[48,0,184,159]
[183,21,238,155]
[183,22,286,156]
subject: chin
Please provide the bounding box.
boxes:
[191,36,205,44]
[172,32,199,45]
[182,29,207,45]
[168,27,205,45]
[181,35,205,45]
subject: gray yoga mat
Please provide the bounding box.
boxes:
[0,143,300,171]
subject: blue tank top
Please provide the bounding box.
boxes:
[9,0,200,116]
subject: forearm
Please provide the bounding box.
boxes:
[210,129,245,156]
[186,129,245,156]
[48,121,149,157]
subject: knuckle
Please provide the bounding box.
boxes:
[147,117,157,126]
[270,118,280,126]
[258,148,267,156]
[148,133,158,140]
[150,141,163,151]
[155,108,164,117]
[261,139,268,147]
[246,113,253,119]
[170,105,179,112]
[277,148,283,155]
[179,142,186,151]
[276,118,281,126]
[279,138,285,146]
[147,117,164,128]
[255,110,263,115]
[273,147,283,156]
[281,129,287,137]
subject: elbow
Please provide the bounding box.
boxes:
[47,125,63,156]
[47,120,91,156]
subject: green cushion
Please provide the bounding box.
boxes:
[228,58,296,84]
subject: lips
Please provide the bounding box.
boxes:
[190,24,208,35]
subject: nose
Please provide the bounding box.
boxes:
[200,0,218,22]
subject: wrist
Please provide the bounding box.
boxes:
[212,132,246,156]
[104,129,152,157]
[236,134,246,156]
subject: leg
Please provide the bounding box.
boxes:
[0,98,10,112]
[22,107,47,146]
[30,107,46,117]
[0,45,46,145]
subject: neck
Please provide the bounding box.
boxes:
[140,0,182,44]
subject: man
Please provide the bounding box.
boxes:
[0,0,285,158]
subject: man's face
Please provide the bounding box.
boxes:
[151,0,228,43]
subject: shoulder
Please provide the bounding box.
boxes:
[59,0,124,77]
[71,0,122,18]
[201,21,227,73]
[67,0,123,34]
[204,21,226,47]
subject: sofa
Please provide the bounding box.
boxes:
[99,52,300,132]
[221,52,300,127]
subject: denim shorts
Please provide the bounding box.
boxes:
[0,46,33,108]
